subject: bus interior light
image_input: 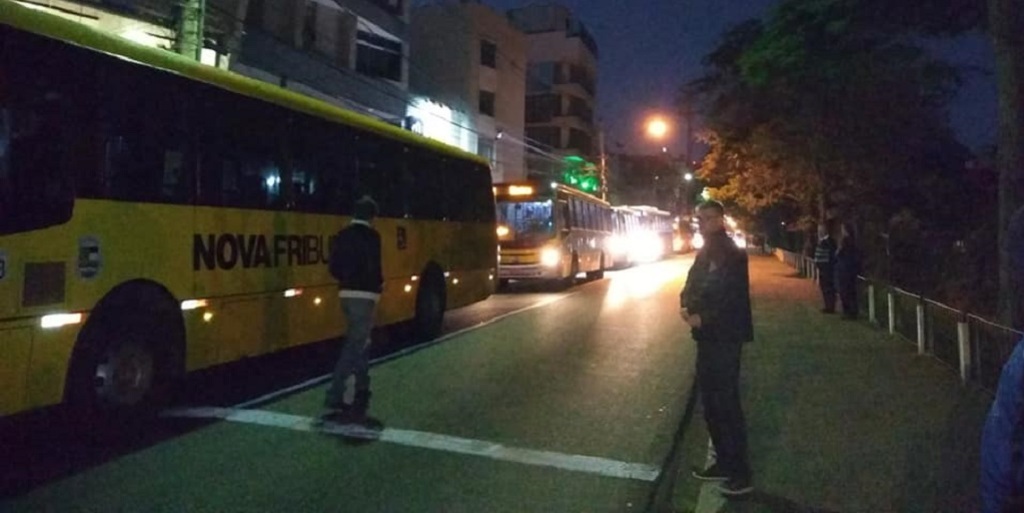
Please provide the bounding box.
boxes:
[181,299,209,310]
[404,284,413,293]
[314,297,323,305]
[283,288,303,298]
[203,312,214,322]
[496,225,510,237]
[508,185,534,196]
[41,313,83,329]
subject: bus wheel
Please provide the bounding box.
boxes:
[66,294,181,430]
[586,254,606,280]
[415,267,447,342]
[497,278,510,291]
[562,256,580,289]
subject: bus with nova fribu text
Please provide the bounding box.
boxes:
[0,0,497,423]
[494,182,612,286]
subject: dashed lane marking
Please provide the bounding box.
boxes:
[162,406,660,482]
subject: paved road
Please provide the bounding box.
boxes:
[2,257,699,512]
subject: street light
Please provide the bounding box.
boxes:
[684,172,693,181]
[645,116,670,140]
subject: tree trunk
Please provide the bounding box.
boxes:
[992,0,1024,328]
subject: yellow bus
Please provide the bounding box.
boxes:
[494,182,611,287]
[0,0,497,421]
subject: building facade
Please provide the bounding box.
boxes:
[410,0,526,182]
[21,0,414,124]
[233,0,412,123]
[506,3,598,179]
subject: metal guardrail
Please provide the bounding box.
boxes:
[968,314,1023,391]
[770,246,1018,391]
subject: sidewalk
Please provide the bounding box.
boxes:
[671,255,993,513]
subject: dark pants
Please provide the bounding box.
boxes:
[325,298,376,409]
[817,265,836,311]
[836,275,858,317]
[697,338,751,480]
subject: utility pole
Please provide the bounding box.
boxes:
[176,0,205,61]
[598,128,608,201]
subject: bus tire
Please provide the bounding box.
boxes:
[586,254,606,280]
[414,266,446,342]
[562,255,580,289]
[65,283,183,431]
[497,278,510,290]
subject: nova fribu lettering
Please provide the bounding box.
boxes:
[193,234,330,271]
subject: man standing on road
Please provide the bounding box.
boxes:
[324,195,383,422]
[680,200,755,497]
[813,222,838,314]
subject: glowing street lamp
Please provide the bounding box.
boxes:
[645,116,670,140]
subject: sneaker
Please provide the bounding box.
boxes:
[691,464,729,482]
[717,477,754,497]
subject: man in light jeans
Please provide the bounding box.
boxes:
[324,196,383,421]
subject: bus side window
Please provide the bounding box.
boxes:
[355,135,403,218]
[292,116,357,215]
[407,148,446,221]
[196,87,286,210]
[447,162,494,224]
[559,201,570,233]
[95,59,193,205]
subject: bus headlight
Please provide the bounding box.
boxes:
[496,225,510,237]
[540,248,561,267]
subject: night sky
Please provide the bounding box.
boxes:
[485,0,997,156]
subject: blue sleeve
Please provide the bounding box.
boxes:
[981,337,1024,513]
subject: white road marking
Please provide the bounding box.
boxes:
[232,293,577,409]
[163,406,660,482]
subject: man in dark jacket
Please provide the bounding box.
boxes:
[324,195,384,421]
[813,223,837,313]
[681,200,754,497]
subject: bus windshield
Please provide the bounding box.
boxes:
[497,200,555,243]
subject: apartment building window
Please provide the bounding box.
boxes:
[527,127,561,151]
[301,1,317,50]
[567,96,593,124]
[477,138,495,164]
[567,128,592,154]
[480,40,497,68]
[527,62,557,93]
[525,94,560,123]
[479,90,496,117]
[356,31,402,82]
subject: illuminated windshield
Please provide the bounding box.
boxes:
[496,200,554,242]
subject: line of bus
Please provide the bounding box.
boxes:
[494,182,612,287]
[0,0,497,423]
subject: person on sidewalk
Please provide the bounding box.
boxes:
[680,200,755,497]
[834,222,860,320]
[323,195,384,423]
[813,222,838,314]
[980,206,1024,513]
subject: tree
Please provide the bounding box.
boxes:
[848,0,1024,326]
[686,0,974,292]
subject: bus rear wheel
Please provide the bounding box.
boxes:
[66,295,180,431]
[586,254,606,280]
[414,268,446,342]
